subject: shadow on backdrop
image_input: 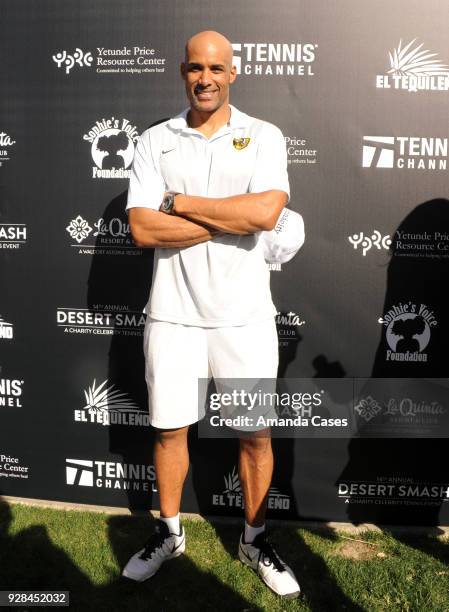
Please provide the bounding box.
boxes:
[337,199,449,561]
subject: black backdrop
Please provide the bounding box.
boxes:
[1,0,449,524]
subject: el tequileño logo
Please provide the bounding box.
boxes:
[74,379,149,427]
[376,39,449,93]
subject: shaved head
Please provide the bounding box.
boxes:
[185,30,233,67]
[181,30,237,121]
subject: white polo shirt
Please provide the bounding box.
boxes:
[126,104,290,327]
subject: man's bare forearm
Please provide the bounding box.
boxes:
[173,190,288,234]
[129,207,221,248]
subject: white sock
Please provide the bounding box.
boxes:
[159,513,181,535]
[244,522,265,543]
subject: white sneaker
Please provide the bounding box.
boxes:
[122,519,185,582]
[238,532,300,598]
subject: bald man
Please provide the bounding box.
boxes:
[122,31,300,598]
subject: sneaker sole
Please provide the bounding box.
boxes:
[122,544,185,582]
[238,546,300,599]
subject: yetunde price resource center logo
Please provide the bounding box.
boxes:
[379,301,437,363]
[348,230,391,256]
[53,45,166,75]
[0,453,29,480]
[284,136,318,167]
[212,466,291,511]
[83,117,138,179]
[74,379,150,427]
[376,39,449,92]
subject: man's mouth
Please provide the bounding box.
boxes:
[194,89,218,100]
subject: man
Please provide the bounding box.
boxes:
[121,30,301,598]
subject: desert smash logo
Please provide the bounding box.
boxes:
[337,478,449,506]
[83,117,138,179]
[65,458,157,491]
[231,42,317,76]
[376,39,449,92]
[53,46,166,75]
[57,306,145,337]
[0,224,27,250]
[379,301,437,363]
[362,136,448,170]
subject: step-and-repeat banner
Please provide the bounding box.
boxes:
[1,0,449,524]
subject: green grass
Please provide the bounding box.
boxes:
[1,502,449,611]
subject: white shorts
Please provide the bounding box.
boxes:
[143,317,279,429]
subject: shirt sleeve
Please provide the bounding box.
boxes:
[126,131,166,211]
[248,122,290,200]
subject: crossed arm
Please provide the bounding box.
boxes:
[129,190,288,248]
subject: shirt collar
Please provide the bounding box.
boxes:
[167,104,249,132]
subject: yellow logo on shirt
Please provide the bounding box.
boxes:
[233,137,251,150]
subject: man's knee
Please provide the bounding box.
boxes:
[239,430,272,455]
[155,425,190,449]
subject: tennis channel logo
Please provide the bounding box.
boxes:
[231,42,317,76]
[65,458,157,491]
[0,377,24,408]
[376,39,449,93]
[362,136,448,170]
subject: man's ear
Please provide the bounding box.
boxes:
[180,62,186,80]
[229,64,237,84]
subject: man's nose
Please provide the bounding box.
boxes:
[198,68,212,85]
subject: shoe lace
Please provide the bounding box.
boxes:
[138,527,169,561]
[257,538,286,573]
